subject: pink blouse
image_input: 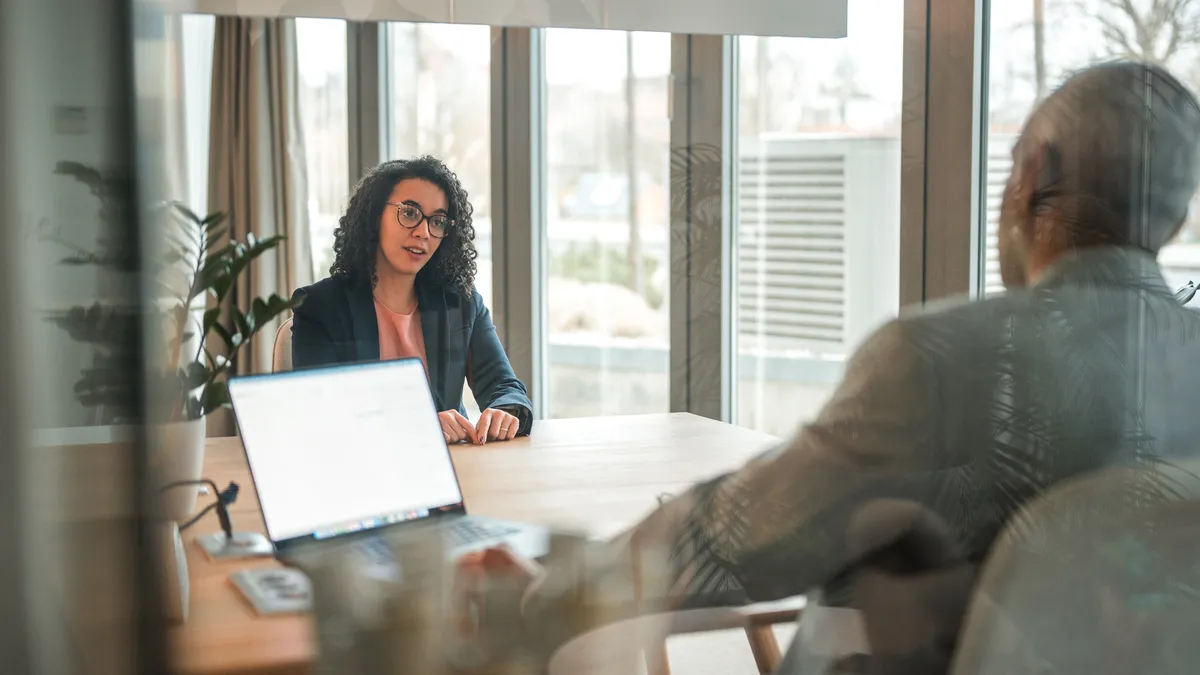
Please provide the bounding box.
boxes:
[374,296,429,376]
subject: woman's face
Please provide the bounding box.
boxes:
[376,178,448,279]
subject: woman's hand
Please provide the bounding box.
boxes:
[439,410,480,444]
[475,408,519,444]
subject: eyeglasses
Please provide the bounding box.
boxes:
[386,201,452,239]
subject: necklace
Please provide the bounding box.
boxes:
[373,293,417,316]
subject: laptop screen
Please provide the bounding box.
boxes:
[228,358,466,547]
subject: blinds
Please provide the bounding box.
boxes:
[738,136,900,357]
[180,0,847,38]
[983,135,1015,295]
[739,152,847,349]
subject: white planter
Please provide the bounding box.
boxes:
[158,520,189,622]
[149,418,207,521]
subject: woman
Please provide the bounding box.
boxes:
[291,156,532,444]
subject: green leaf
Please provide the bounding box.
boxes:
[215,236,283,297]
[172,202,202,225]
[183,394,203,421]
[232,307,252,338]
[204,226,229,250]
[196,255,237,303]
[178,362,209,389]
[202,211,227,229]
[194,255,229,289]
[201,382,231,416]
[249,297,269,330]
[210,322,235,351]
[202,307,221,337]
[210,276,235,303]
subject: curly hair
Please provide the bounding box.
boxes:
[329,156,477,296]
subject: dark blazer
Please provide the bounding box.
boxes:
[290,275,533,435]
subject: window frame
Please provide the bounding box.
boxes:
[272,7,976,422]
[490,27,548,416]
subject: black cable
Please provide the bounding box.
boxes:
[160,479,240,539]
[178,501,218,532]
[161,478,221,502]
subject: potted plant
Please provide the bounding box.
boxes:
[44,161,301,519]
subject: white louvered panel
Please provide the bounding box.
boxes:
[739,151,847,351]
[736,283,843,302]
[740,225,845,241]
[738,295,843,316]
[983,135,1016,295]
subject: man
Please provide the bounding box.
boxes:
[460,60,1200,665]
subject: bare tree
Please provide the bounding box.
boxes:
[821,56,867,126]
[1034,0,1047,100]
[757,37,770,135]
[625,32,643,296]
[1084,0,1200,64]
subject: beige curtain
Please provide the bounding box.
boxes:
[207,16,312,435]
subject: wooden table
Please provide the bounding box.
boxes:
[170,413,777,675]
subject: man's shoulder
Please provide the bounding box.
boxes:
[872,291,1032,366]
[892,291,1016,335]
[887,283,1198,361]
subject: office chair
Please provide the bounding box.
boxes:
[272,317,293,373]
[951,461,1200,675]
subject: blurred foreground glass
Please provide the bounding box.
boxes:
[543,29,672,418]
[734,0,903,436]
[0,0,176,671]
[296,18,350,282]
[982,0,1200,295]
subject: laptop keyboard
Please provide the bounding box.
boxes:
[354,520,521,565]
[359,537,393,565]
[445,519,520,545]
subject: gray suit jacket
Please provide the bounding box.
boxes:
[530,247,1200,635]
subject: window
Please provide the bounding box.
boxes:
[734,0,904,436]
[543,29,672,418]
[296,18,350,282]
[983,0,1200,295]
[181,14,215,216]
[384,23,492,307]
[385,22,493,418]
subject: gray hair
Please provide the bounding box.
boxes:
[1019,61,1200,251]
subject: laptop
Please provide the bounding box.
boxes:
[227,358,549,568]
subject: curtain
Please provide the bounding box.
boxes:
[207,16,312,435]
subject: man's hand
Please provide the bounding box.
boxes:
[440,410,480,444]
[475,408,520,444]
[453,547,544,641]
